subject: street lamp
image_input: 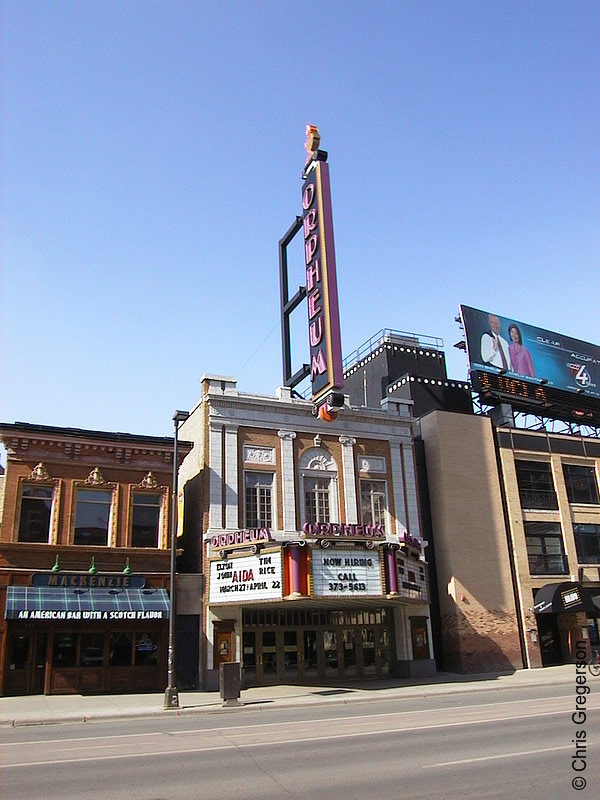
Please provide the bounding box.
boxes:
[164,409,189,710]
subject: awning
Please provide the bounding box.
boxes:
[533,581,599,615]
[4,586,170,621]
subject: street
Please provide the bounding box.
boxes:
[2,683,598,800]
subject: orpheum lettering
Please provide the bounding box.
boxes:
[300,156,344,405]
[209,528,272,549]
[302,171,328,391]
[302,522,385,539]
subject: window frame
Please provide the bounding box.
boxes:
[524,521,569,576]
[563,463,600,505]
[573,523,600,565]
[127,480,169,549]
[71,473,117,547]
[243,471,275,530]
[304,475,333,524]
[514,460,558,510]
[298,448,339,526]
[359,478,389,529]
[15,473,61,545]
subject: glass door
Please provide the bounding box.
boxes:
[242,631,257,686]
[260,630,279,684]
[341,629,357,678]
[302,630,318,682]
[377,626,391,677]
[283,630,299,681]
[31,633,47,693]
[323,630,338,679]
[361,628,377,677]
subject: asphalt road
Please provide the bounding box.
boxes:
[2,684,598,800]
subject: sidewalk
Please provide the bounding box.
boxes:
[0,664,576,727]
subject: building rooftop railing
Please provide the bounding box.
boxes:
[342,328,444,372]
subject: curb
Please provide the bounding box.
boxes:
[1,671,575,728]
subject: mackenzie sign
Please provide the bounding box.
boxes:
[301,156,343,405]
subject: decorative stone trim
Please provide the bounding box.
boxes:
[358,455,386,473]
[302,452,336,472]
[85,467,107,486]
[243,446,275,465]
[137,471,159,490]
[29,462,50,481]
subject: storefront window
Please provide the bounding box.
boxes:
[109,632,132,666]
[134,632,158,665]
[244,472,273,529]
[18,485,53,543]
[131,493,161,548]
[81,633,104,667]
[74,489,112,546]
[53,634,77,667]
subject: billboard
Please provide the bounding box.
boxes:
[301,158,344,405]
[459,305,600,401]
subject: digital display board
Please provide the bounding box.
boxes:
[459,305,600,410]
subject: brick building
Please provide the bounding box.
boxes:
[343,329,600,672]
[0,422,193,695]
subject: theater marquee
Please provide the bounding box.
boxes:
[311,549,383,598]
[208,551,284,604]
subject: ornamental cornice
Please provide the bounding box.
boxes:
[2,435,176,463]
[205,397,414,441]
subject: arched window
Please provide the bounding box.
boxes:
[298,448,339,525]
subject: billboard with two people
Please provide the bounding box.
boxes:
[459,305,600,400]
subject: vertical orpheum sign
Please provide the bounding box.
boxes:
[301,154,344,407]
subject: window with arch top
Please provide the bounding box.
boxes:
[298,448,339,525]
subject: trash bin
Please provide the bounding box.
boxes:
[219,661,241,706]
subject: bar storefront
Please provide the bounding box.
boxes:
[2,569,169,696]
[204,526,433,689]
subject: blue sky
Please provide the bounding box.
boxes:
[2,1,598,448]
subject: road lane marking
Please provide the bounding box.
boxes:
[431,744,575,767]
[3,707,599,768]
[3,692,592,749]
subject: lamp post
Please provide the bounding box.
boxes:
[164,409,189,710]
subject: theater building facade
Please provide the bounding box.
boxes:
[178,376,435,690]
[0,423,192,695]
